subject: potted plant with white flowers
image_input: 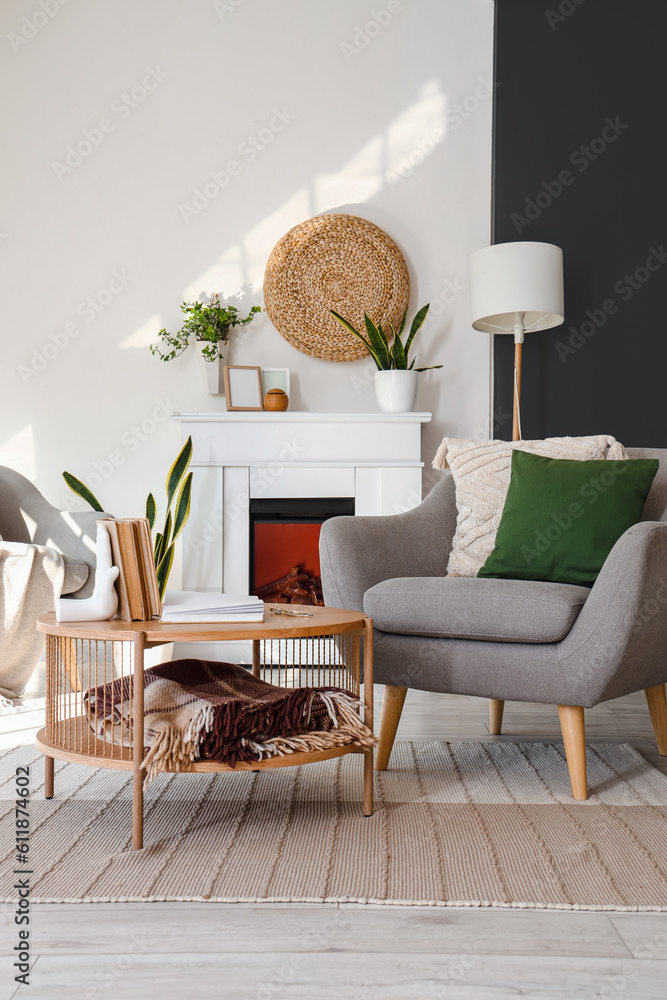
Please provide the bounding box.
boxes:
[150,292,262,395]
[331,304,441,412]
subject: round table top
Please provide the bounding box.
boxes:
[37,604,369,642]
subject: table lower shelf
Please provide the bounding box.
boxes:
[36,718,368,773]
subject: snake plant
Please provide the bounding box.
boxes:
[63,437,193,600]
[330,304,442,371]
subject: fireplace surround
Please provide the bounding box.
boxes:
[171,410,430,659]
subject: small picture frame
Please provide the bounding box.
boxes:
[223,365,264,411]
[261,367,291,397]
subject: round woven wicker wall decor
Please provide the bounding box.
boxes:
[263,214,410,362]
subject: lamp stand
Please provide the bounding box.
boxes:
[491,315,525,736]
[512,342,522,442]
[512,314,525,442]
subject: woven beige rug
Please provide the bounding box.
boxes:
[3,742,667,909]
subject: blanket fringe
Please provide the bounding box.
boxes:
[252,721,378,761]
[432,438,449,471]
[606,435,628,460]
[141,703,214,785]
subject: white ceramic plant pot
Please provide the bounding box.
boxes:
[374,370,418,413]
[198,342,225,395]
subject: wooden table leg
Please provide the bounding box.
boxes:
[44,754,54,799]
[252,639,261,678]
[132,632,145,850]
[363,618,374,817]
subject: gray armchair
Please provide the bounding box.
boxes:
[320,447,667,800]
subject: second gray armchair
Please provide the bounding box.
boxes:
[320,447,667,801]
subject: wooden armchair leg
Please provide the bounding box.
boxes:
[645,684,667,755]
[557,704,588,800]
[489,699,505,735]
[375,685,407,770]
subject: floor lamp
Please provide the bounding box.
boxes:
[468,241,564,736]
[469,242,564,441]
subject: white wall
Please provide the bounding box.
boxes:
[1,0,493,528]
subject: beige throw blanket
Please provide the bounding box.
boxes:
[84,658,378,785]
[0,542,65,700]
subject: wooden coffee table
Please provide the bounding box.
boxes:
[36,606,373,850]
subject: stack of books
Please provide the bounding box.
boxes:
[98,518,161,622]
[161,591,265,624]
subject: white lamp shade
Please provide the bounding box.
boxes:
[469,242,564,334]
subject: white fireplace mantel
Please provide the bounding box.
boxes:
[172,411,431,597]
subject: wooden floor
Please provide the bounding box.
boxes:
[1,665,666,999]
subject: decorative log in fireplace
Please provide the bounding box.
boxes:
[249,498,354,606]
[253,566,324,606]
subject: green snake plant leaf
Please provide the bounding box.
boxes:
[414,365,443,371]
[156,543,175,602]
[364,315,391,369]
[171,472,193,544]
[165,436,193,511]
[408,357,416,370]
[377,322,393,368]
[404,303,430,357]
[162,509,173,550]
[145,493,157,530]
[154,531,165,564]
[62,472,104,512]
[397,308,407,339]
[390,324,407,369]
[330,311,381,368]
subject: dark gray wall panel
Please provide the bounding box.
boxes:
[493,0,667,445]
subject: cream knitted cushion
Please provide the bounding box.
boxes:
[432,435,628,577]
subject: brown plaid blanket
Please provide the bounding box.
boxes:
[84,658,376,783]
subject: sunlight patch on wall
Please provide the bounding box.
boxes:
[118,314,162,349]
[0,425,35,480]
[313,135,384,211]
[384,80,447,185]
[243,188,312,282]
[182,189,312,304]
[182,245,247,302]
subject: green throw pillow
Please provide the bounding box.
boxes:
[478,450,659,586]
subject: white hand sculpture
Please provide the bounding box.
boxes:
[55,523,120,623]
